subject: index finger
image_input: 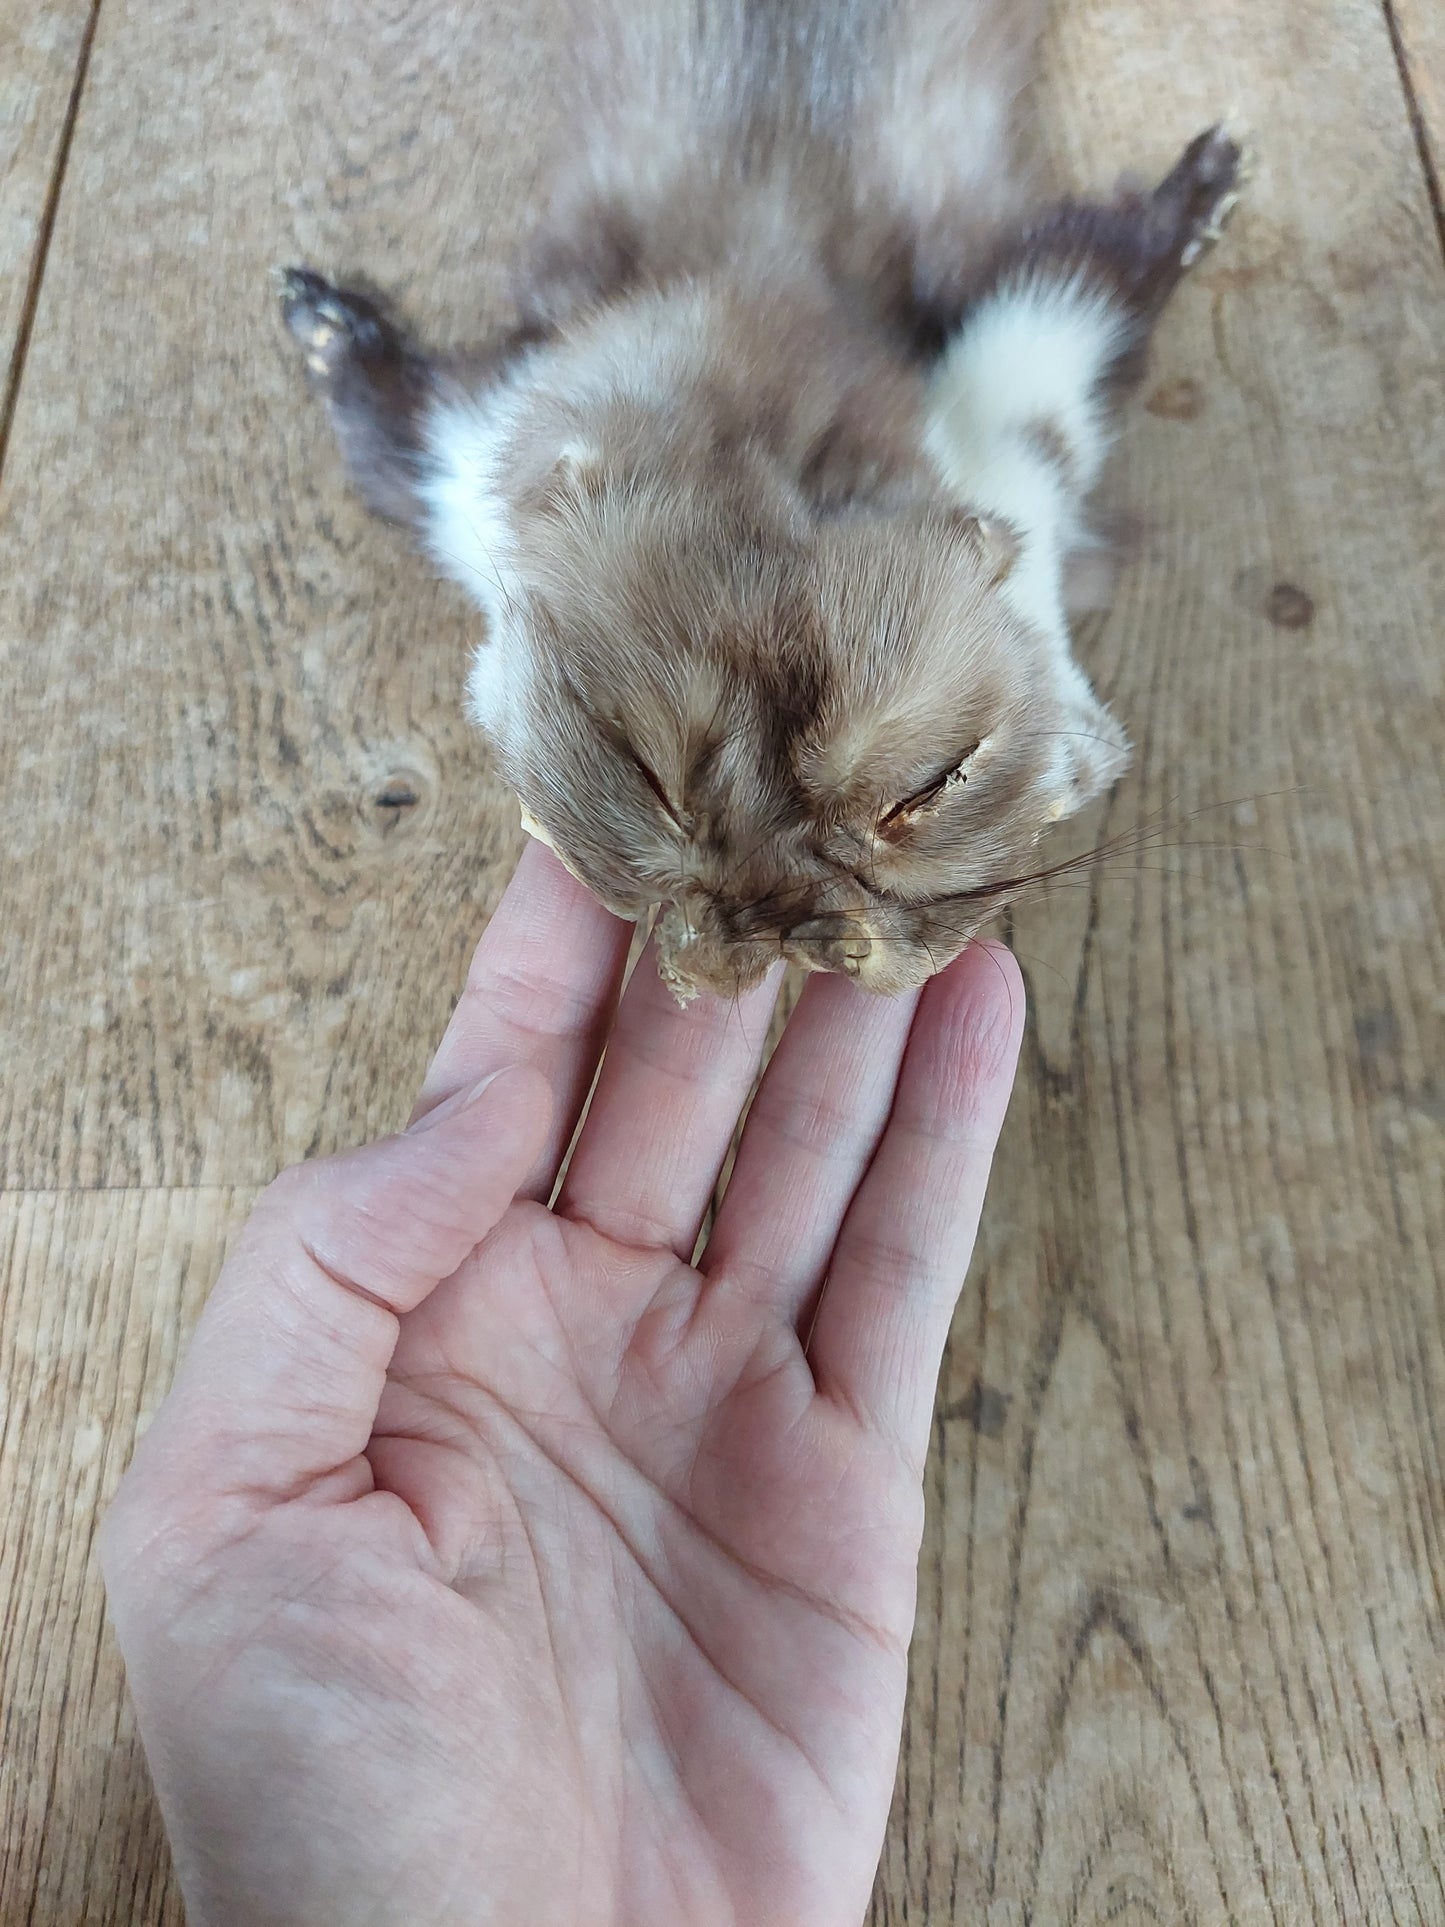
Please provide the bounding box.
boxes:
[410,838,634,1197]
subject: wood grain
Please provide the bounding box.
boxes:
[0,1188,252,1925]
[874,0,1445,1917]
[1389,0,1445,247]
[0,4,96,441]
[1,0,1441,1920]
[0,0,565,1191]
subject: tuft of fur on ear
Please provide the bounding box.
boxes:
[524,440,609,518]
[955,512,1020,585]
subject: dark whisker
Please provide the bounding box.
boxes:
[715,812,795,896]
[431,539,513,611]
[994,943,1069,995]
[1013,729,1135,751]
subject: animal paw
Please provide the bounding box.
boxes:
[274,266,397,383]
[1149,126,1248,274]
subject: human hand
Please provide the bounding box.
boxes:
[101,843,1024,1927]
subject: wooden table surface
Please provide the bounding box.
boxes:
[2,2,1441,1920]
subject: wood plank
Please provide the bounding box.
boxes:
[1390,0,1445,236]
[873,0,1445,1916]
[0,0,568,1190]
[0,6,95,419]
[0,1188,252,1925]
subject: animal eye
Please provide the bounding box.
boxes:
[632,754,684,829]
[593,706,686,830]
[879,740,981,833]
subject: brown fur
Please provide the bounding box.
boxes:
[504,436,1068,994]
[278,3,1241,997]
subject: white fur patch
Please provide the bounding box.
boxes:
[925,274,1129,646]
[936,274,1127,488]
[924,272,1136,808]
[418,374,534,743]
[417,296,718,747]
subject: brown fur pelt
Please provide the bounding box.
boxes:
[279,1,1244,996]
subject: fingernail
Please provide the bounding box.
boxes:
[407,1069,506,1134]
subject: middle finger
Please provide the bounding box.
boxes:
[702,971,920,1323]
[556,945,782,1258]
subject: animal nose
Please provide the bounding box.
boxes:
[783,917,873,978]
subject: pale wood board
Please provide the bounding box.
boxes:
[873,0,1445,1915]
[0,1189,254,1923]
[0,6,95,407]
[1,0,1442,1921]
[1390,0,1445,229]
[0,0,560,1192]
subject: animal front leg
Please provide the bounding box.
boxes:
[276,267,439,528]
[932,126,1244,499]
[928,124,1245,540]
[924,127,1245,806]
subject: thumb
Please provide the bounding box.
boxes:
[117,1064,551,1518]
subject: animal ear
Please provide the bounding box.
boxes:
[953,511,1020,586]
[523,440,609,518]
[555,440,607,496]
[1044,679,1132,821]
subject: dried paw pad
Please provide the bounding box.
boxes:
[1159,125,1251,271]
[652,909,702,1005]
[655,944,700,1006]
[274,266,388,381]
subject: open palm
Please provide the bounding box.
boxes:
[102,845,1023,1927]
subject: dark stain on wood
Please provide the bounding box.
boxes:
[1264,581,1316,629]
[1145,375,1205,420]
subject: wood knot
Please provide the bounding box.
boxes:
[368,762,430,830]
[1145,375,1205,421]
[941,1380,1011,1437]
[1265,581,1315,629]
[1233,566,1318,631]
